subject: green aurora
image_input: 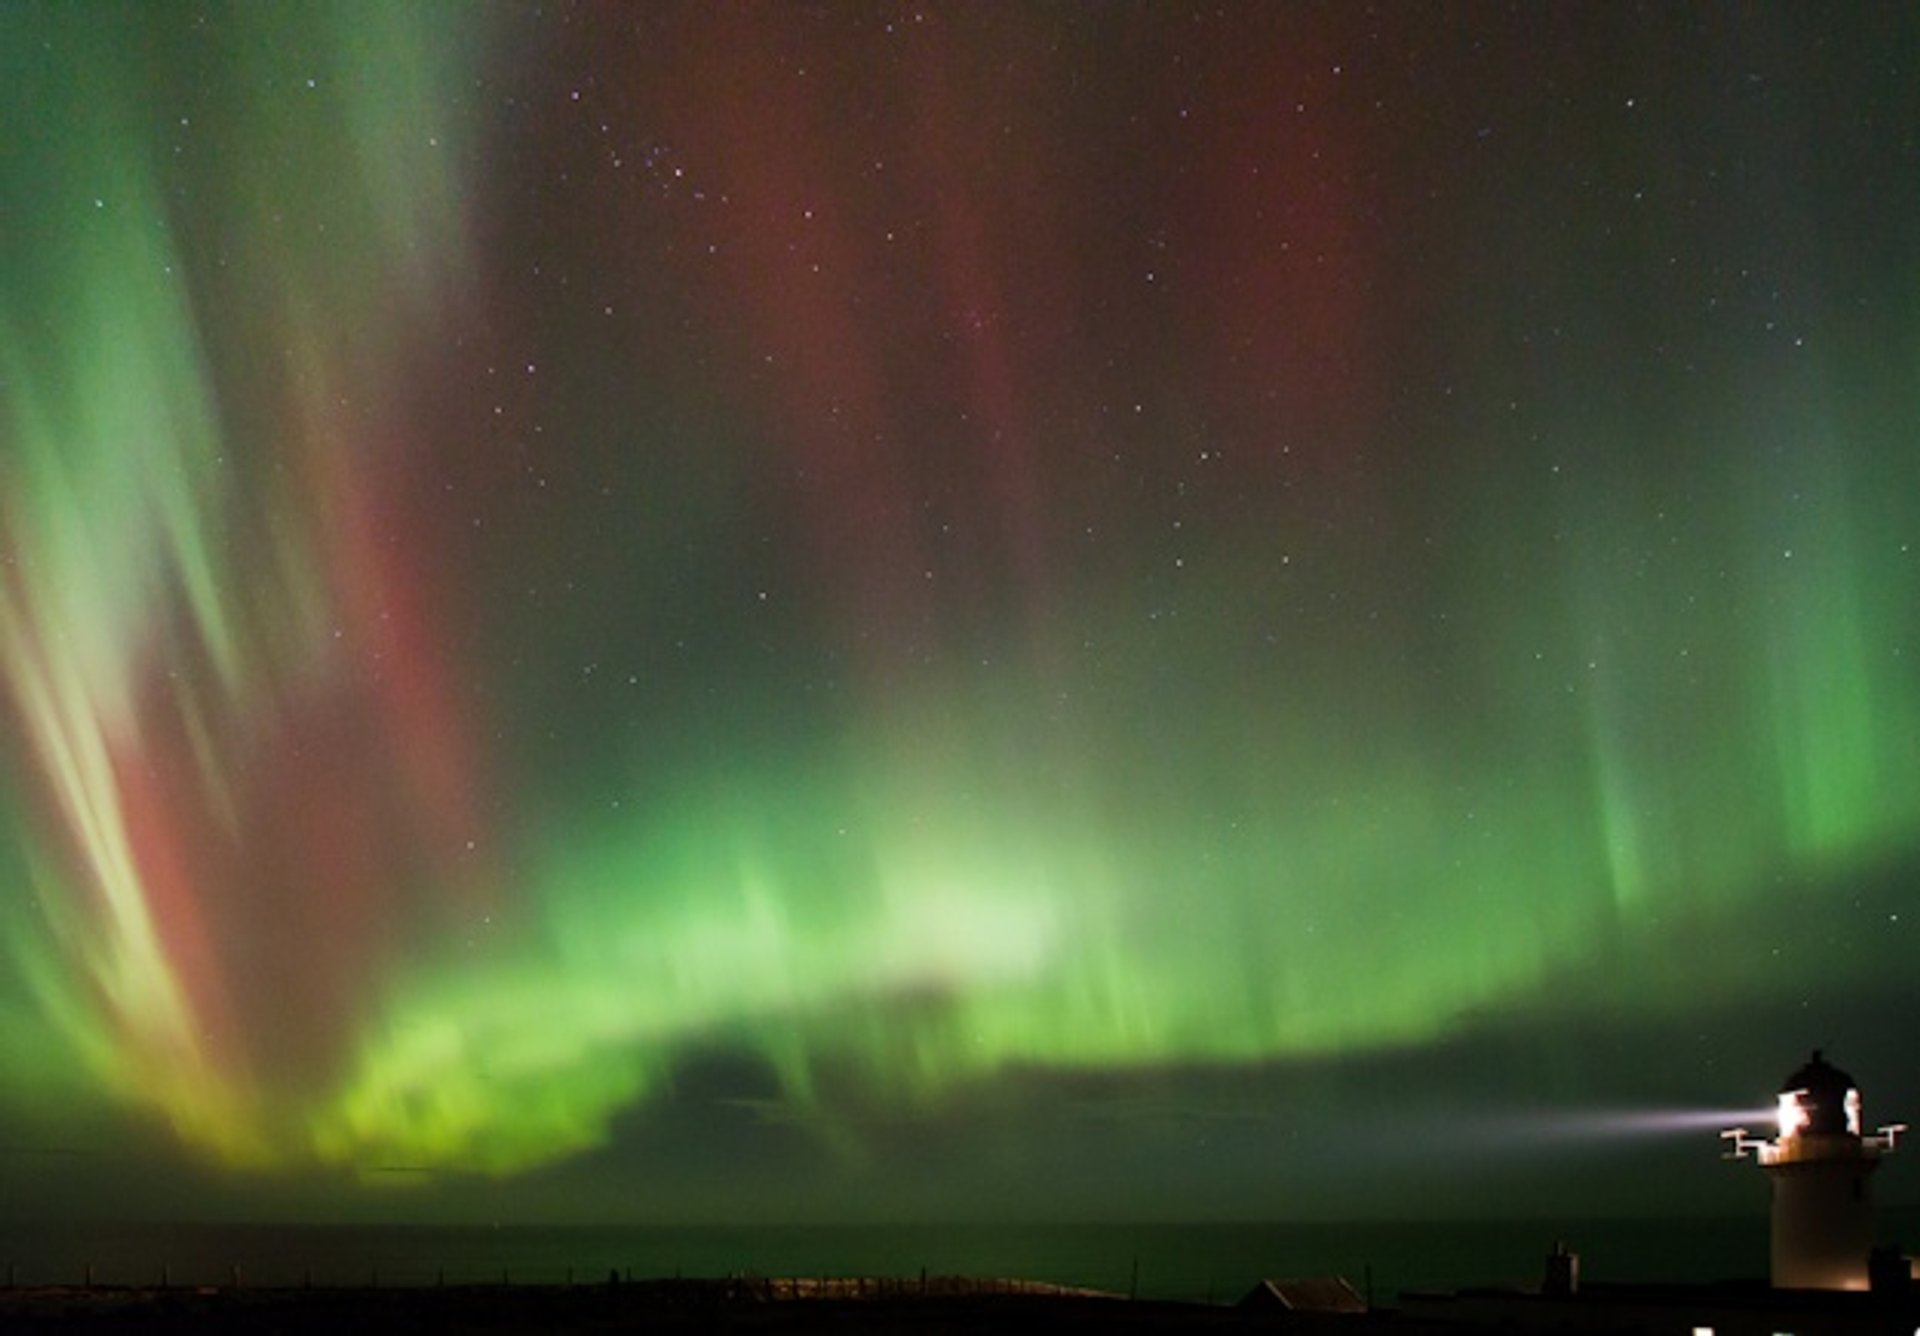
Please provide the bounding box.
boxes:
[2,2,1917,1217]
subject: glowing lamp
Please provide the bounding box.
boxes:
[1776,1091,1810,1140]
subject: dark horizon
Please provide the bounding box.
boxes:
[10,1212,1914,1297]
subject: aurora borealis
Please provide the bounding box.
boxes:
[2,2,1917,1222]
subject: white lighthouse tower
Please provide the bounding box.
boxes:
[1722,1050,1905,1290]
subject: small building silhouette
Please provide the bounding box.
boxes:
[1237,1275,1367,1313]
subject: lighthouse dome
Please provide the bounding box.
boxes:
[1780,1050,1859,1137]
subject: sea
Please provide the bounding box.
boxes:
[5,1211,1917,1302]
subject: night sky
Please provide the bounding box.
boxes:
[2,2,1917,1224]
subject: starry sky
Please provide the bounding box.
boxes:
[2,1,1917,1224]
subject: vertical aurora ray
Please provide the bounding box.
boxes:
[1,2,494,1163]
[1740,413,1920,868]
[2,4,1918,1206]
[0,101,246,1144]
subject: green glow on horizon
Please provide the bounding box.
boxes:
[315,593,1920,1171]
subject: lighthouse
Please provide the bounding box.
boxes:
[1722,1050,1906,1290]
